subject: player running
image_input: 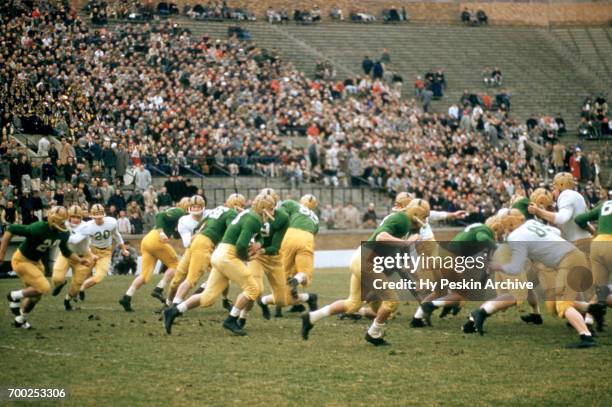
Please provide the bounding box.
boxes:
[119,197,191,312]
[300,199,427,346]
[163,194,276,336]
[1,206,91,329]
[168,194,243,309]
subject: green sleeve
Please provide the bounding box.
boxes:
[58,234,72,258]
[7,224,31,237]
[225,210,238,227]
[265,212,289,256]
[154,212,166,230]
[281,200,299,216]
[475,231,494,244]
[235,218,259,260]
[575,204,601,229]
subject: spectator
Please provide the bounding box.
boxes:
[362,56,374,76]
[130,212,144,234]
[343,202,361,229]
[143,205,158,232]
[117,211,132,234]
[362,203,378,228]
[38,136,50,157]
[477,10,488,25]
[108,189,126,212]
[157,186,173,210]
[330,6,343,21]
[112,241,138,275]
[134,164,152,192]
[320,204,334,230]
[380,48,391,65]
[332,203,346,229]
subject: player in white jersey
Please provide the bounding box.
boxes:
[73,204,129,300]
[164,195,205,305]
[51,205,94,310]
[483,211,604,348]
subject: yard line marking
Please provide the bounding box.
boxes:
[0,345,75,358]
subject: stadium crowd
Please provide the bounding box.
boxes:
[0,0,606,233]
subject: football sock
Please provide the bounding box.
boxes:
[483,302,497,315]
[580,331,592,337]
[584,315,594,325]
[156,279,167,289]
[261,295,274,305]
[173,296,183,305]
[357,307,368,316]
[298,293,310,302]
[295,272,307,284]
[126,286,136,296]
[177,302,188,313]
[414,306,425,319]
[367,321,385,338]
[10,290,24,300]
[16,312,29,323]
[239,309,249,319]
[309,305,331,323]
[431,300,446,307]
[230,306,241,318]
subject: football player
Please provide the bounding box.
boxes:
[50,205,94,310]
[300,199,425,346]
[485,210,605,348]
[168,194,243,309]
[575,195,612,316]
[266,194,320,315]
[71,204,130,300]
[251,188,291,320]
[163,194,276,336]
[119,197,191,312]
[1,206,91,329]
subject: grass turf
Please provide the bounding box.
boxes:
[0,270,610,407]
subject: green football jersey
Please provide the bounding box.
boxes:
[199,206,239,245]
[221,209,263,260]
[155,207,186,237]
[368,211,412,241]
[445,223,495,255]
[260,207,289,256]
[8,221,72,261]
[280,200,319,234]
[575,200,612,235]
[511,197,532,220]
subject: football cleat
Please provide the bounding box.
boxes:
[237,318,246,329]
[119,295,134,312]
[78,290,85,302]
[409,317,426,328]
[163,306,180,334]
[52,282,67,297]
[151,287,165,304]
[274,306,283,318]
[587,303,606,332]
[222,298,233,312]
[301,312,313,340]
[365,332,389,346]
[288,304,306,313]
[567,334,597,349]
[462,319,476,334]
[306,294,318,312]
[288,277,299,299]
[339,313,362,321]
[64,298,73,311]
[440,304,462,318]
[471,308,488,336]
[222,316,246,336]
[520,313,543,325]
[420,302,438,326]
[7,293,21,316]
[14,319,32,330]
[258,298,271,320]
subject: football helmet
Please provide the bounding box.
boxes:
[552,172,575,192]
[406,199,430,227]
[226,193,246,211]
[252,194,276,222]
[190,195,206,215]
[485,215,505,241]
[529,188,554,210]
[299,194,318,211]
[393,192,413,211]
[502,208,526,234]
[90,203,105,219]
[259,188,280,205]
[177,197,191,212]
[47,206,69,232]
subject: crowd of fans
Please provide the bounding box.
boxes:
[0,0,607,233]
[461,8,488,26]
[579,94,610,139]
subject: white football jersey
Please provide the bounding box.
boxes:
[80,217,124,249]
[178,214,201,248]
[66,221,90,256]
[502,219,575,275]
[555,190,591,242]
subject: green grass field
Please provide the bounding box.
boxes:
[0,270,610,406]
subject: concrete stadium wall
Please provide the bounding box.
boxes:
[73,1,612,26]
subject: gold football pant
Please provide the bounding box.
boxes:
[199,244,260,307]
[171,234,215,290]
[52,253,92,297]
[91,246,112,283]
[12,249,50,295]
[344,246,398,314]
[280,228,314,283]
[140,229,179,283]
[554,249,590,318]
[493,243,529,304]
[248,253,286,306]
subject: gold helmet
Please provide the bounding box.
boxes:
[529,188,554,210]
[485,215,505,241]
[393,192,413,211]
[189,195,206,215]
[47,206,69,231]
[259,188,280,205]
[299,194,318,211]
[90,203,105,219]
[177,197,191,212]
[226,193,246,211]
[502,208,526,233]
[406,199,430,227]
[67,205,84,220]
[552,172,575,192]
[251,194,276,222]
